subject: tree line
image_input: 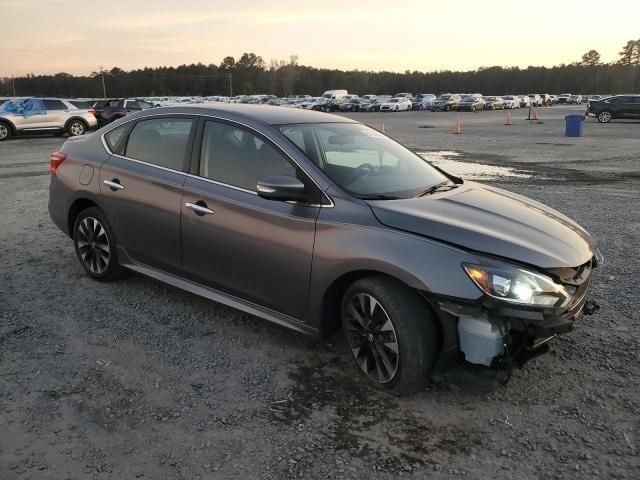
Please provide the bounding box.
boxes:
[2,40,639,99]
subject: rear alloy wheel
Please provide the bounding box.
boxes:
[597,111,613,123]
[341,276,438,395]
[74,207,125,281]
[0,122,10,141]
[68,120,86,137]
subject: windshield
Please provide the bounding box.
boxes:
[436,95,451,101]
[387,98,399,103]
[279,123,450,199]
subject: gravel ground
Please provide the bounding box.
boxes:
[1,107,639,479]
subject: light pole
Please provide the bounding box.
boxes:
[100,66,107,98]
[227,73,233,97]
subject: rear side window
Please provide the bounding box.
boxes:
[124,118,194,171]
[199,121,297,191]
[69,101,91,109]
[104,124,128,152]
[43,100,66,110]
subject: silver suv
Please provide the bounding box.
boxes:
[0,97,98,141]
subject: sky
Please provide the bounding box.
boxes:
[1,0,639,77]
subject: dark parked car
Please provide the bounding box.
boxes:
[484,96,506,110]
[48,105,602,395]
[430,94,461,111]
[92,98,153,126]
[455,96,486,112]
[587,95,640,123]
[338,98,361,112]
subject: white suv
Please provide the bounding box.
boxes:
[0,97,98,141]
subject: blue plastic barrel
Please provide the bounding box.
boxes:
[565,114,584,137]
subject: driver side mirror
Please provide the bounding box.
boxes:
[257,176,306,202]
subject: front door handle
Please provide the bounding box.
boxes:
[186,201,214,216]
[104,179,125,191]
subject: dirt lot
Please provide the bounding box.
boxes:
[1,106,639,479]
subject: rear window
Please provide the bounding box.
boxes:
[69,101,91,109]
[124,118,194,171]
[104,124,128,152]
[43,100,66,110]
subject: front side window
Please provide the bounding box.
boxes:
[43,100,66,110]
[124,118,194,170]
[279,123,449,199]
[199,121,297,191]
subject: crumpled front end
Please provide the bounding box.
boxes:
[428,251,603,374]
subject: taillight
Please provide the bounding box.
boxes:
[50,152,67,175]
[88,109,97,117]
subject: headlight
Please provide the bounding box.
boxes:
[462,261,572,307]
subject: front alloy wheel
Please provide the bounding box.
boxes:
[597,111,612,123]
[344,293,399,383]
[341,276,438,395]
[0,123,9,141]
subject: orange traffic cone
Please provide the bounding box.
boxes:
[380,123,385,134]
[452,118,461,134]
[531,109,539,120]
[505,112,512,126]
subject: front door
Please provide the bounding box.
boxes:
[98,116,195,273]
[181,119,320,320]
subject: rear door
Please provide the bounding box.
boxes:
[42,99,69,129]
[180,119,321,319]
[98,116,196,273]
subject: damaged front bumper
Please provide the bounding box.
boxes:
[426,275,601,374]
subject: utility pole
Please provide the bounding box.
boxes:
[12,75,16,97]
[100,66,107,98]
[227,73,233,97]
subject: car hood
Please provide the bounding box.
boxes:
[367,181,595,268]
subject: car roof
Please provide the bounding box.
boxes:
[139,103,358,126]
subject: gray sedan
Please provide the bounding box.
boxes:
[48,104,602,395]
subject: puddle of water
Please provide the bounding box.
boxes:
[416,150,534,180]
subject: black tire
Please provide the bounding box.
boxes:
[597,110,613,123]
[73,207,125,281]
[67,119,87,137]
[341,275,439,396]
[0,121,11,141]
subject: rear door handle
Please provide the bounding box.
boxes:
[104,179,125,191]
[186,201,214,215]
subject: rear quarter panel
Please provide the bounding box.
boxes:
[48,134,111,236]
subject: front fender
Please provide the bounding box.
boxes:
[307,218,484,330]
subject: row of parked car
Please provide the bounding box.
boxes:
[0,92,633,141]
[135,91,606,113]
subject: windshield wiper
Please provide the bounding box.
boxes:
[415,181,457,197]
[358,194,402,200]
